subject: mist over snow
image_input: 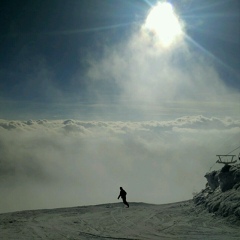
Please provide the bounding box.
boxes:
[0,116,239,213]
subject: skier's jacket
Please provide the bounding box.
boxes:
[118,189,127,199]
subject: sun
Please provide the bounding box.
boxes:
[144,2,183,47]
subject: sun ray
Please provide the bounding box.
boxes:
[142,0,154,7]
[44,22,134,36]
[181,0,234,15]
[178,0,240,80]
[184,34,240,79]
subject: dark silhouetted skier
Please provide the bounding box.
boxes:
[118,187,129,208]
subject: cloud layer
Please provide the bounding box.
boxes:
[0,116,239,213]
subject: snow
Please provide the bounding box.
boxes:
[1,201,239,239]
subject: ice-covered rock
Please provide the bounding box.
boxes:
[204,171,219,191]
[194,164,240,223]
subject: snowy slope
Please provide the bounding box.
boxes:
[1,201,239,240]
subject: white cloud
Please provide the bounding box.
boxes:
[0,116,239,213]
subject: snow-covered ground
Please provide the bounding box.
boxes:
[1,200,239,240]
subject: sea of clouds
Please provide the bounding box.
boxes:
[0,115,239,213]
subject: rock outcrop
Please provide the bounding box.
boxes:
[193,164,240,223]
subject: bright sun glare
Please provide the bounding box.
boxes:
[144,2,183,47]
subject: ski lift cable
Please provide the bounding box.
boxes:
[226,145,240,155]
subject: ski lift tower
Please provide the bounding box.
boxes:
[216,155,237,165]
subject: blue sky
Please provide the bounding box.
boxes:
[0,0,239,120]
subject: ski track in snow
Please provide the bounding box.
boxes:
[0,201,240,240]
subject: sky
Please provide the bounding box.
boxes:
[0,0,240,213]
